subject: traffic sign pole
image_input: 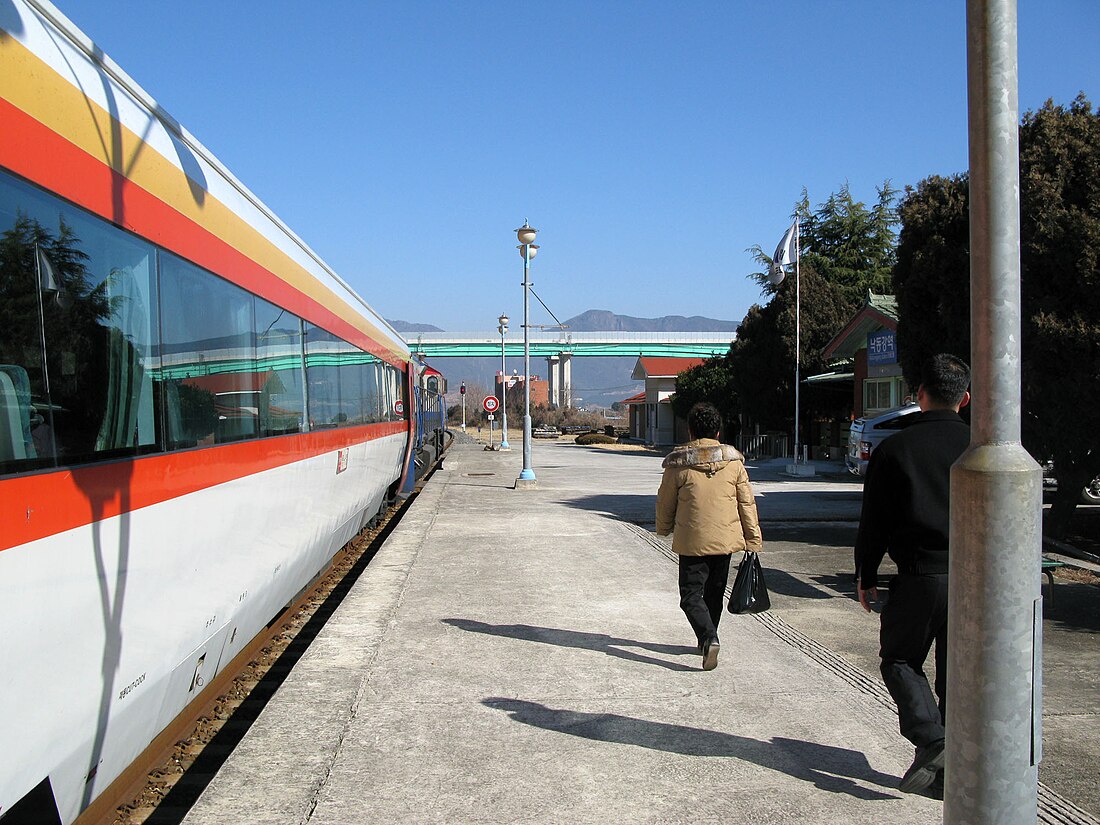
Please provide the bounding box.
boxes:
[482,396,500,449]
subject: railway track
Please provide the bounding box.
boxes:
[78,441,451,825]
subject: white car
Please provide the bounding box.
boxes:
[1042,460,1100,504]
[846,403,921,476]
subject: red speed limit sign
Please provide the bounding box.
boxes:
[483,396,500,413]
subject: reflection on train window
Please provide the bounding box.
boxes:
[382,363,401,421]
[304,323,342,428]
[255,298,305,436]
[159,253,257,447]
[0,169,406,477]
[304,324,385,428]
[0,170,160,474]
[359,358,380,424]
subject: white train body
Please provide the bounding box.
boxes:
[0,2,421,821]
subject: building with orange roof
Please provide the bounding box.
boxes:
[630,356,705,445]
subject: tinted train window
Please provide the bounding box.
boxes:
[158,253,257,447]
[255,298,305,436]
[305,324,386,427]
[304,323,344,428]
[0,168,403,476]
[339,354,366,425]
[361,359,381,424]
[0,171,160,473]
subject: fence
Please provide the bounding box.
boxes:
[736,433,790,460]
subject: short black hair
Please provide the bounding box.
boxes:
[921,353,971,407]
[687,402,722,439]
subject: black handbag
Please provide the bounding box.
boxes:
[728,551,771,614]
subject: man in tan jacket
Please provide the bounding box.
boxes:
[656,402,762,670]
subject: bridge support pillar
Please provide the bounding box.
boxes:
[545,354,560,407]
[544,353,572,408]
[560,353,572,408]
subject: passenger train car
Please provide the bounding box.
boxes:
[0,2,446,821]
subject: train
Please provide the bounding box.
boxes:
[0,2,447,822]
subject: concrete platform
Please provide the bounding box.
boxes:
[180,441,1091,824]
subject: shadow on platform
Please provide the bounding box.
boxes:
[443,618,697,672]
[482,697,901,801]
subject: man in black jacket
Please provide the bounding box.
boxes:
[856,353,971,798]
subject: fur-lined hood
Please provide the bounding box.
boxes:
[662,438,745,472]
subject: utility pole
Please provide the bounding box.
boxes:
[946,2,1043,822]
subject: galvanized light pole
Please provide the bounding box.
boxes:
[946,2,1042,822]
[498,312,510,450]
[515,220,538,485]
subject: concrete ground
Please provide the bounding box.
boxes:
[181,440,1099,824]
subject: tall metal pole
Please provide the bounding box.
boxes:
[499,317,510,450]
[519,243,536,481]
[946,2,1042,822]
[794,216,801,462]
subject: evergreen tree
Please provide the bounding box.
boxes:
[893,95,1100,535]
[1019,94,1100,533]
[893,174,972,388]
[728,263,852,432]
[748,182,900,309]
[669,354,740,440]
[726,183,900,435]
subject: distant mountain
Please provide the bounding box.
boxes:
[389,309,738,334]
[387,319,443,333]
[563,309,737,332]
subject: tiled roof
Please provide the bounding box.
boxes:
[867,292,899,321]
[822,292,898,361]
[631,356,706,380]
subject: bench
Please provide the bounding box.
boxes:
[1042,556,1064,608]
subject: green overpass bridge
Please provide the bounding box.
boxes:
[406,331,734,358]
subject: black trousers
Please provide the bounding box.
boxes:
[879,573,949,748]
[678,554,732,645]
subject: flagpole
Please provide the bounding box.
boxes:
[794,217,801,463]
[34,244,58,455]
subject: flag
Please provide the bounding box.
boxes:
[36,245,61,292]
[37,245,72,309]
[769,221,797,285]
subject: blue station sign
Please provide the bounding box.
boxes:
[867,330,897,365]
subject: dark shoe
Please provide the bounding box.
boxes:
[701,637,720,671]
[899,739,946,794]
[917,769,944,800]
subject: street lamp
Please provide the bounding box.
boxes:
[498,313,510,450]
[516,220,539,483]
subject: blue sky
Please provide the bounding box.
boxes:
[53,1,1100,332]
